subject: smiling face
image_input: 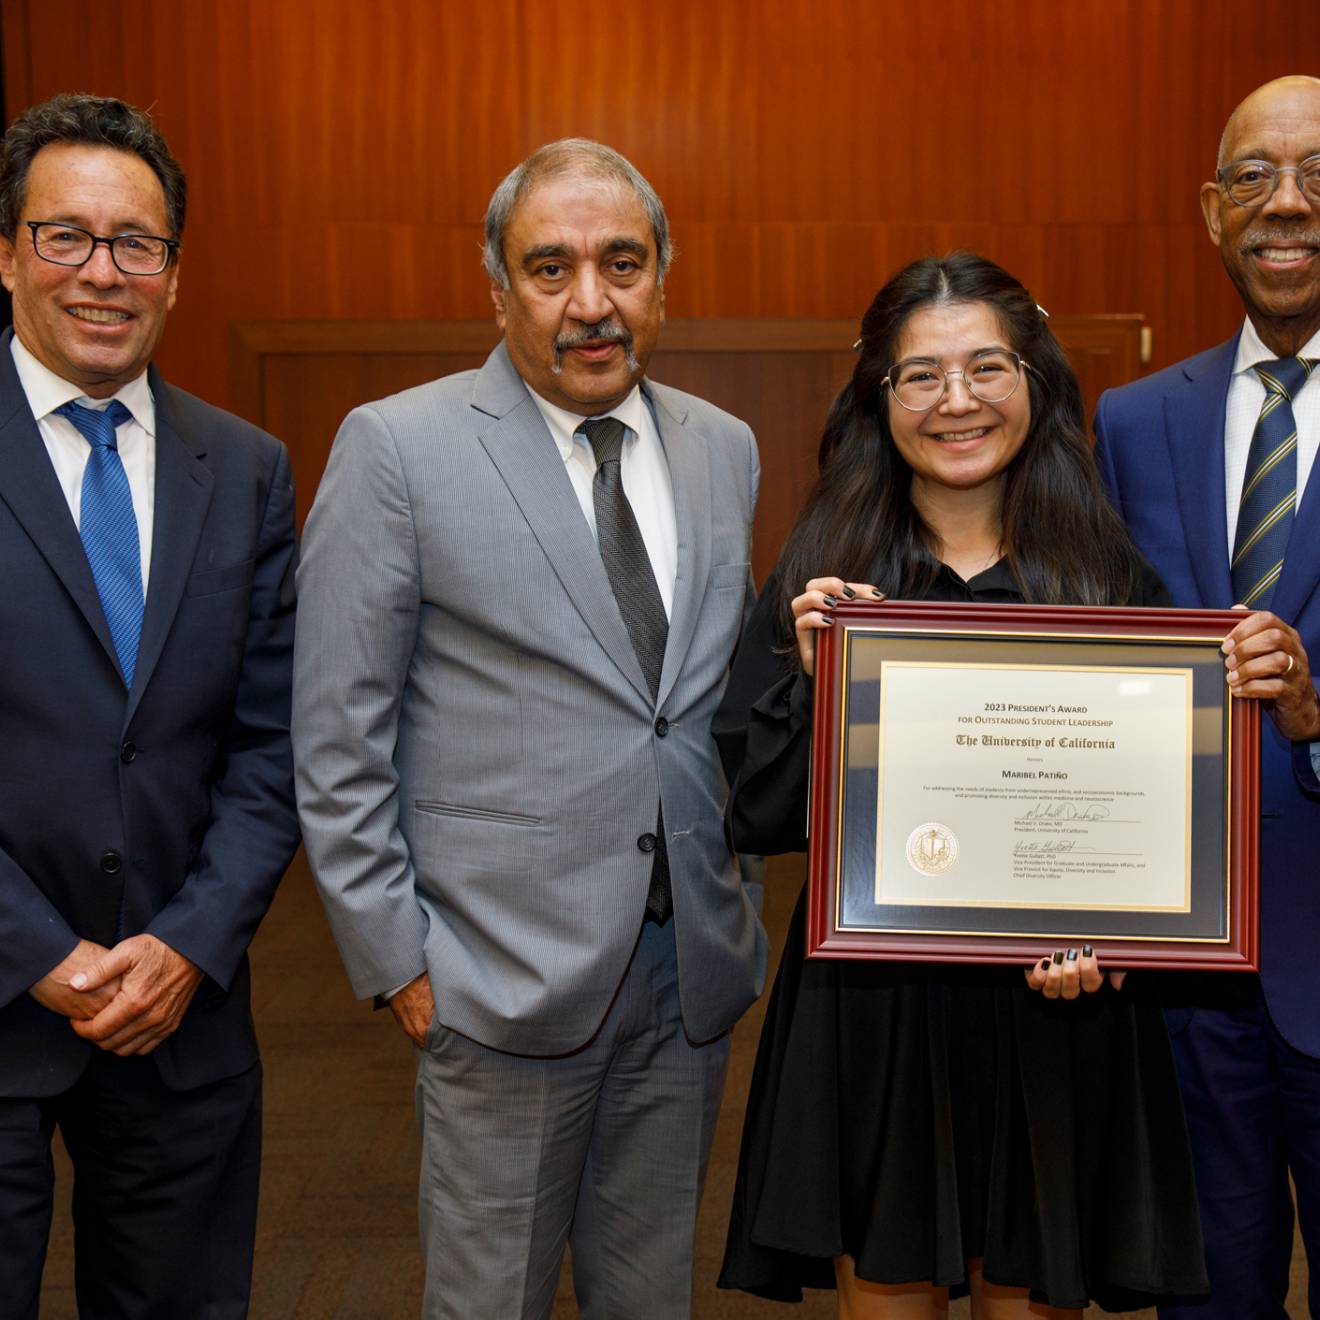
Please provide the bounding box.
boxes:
[885,300,1032,510]
[491,173,664,415]
[0,143,179,398]
[1201,77,1320,356]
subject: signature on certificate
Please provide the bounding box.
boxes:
[1012,839,1095,855]
[1015,800,1111,822]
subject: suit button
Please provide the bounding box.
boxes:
[654,717,669,737]
[637,833,657,854]
[99,850,123,875]
[120,741,137,764]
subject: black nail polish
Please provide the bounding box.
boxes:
[1066,948,1079,962]
[1052,950,1064,965]
[1082,944,1093,958]
[872,588,885,599]
[822,594,839,608]
[820,615,834,627]
[841,585,857,599]
[1039,958,1051,970]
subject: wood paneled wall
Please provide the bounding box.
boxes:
[4,0,1320,420]
[234,314,1143,581]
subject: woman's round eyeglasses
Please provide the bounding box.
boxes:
[884,349,1031,412]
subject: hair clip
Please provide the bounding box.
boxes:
[1035,303,1051,319]
[852,338,863,351]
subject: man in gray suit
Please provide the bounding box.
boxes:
[293,139,765,1318]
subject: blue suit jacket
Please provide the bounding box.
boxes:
[1094,334,1320,1057]
[0,329,299,1095]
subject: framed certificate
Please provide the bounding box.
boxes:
[808,601,1260,969]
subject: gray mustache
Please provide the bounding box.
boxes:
[552,321,640,377]
[554,321,633,352]
[1239,228,1320,248]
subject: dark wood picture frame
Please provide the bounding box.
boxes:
[808,601,1260,970]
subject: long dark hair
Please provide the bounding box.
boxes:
[774,251,1142,637]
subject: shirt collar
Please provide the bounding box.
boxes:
[9,333,156,434]
[525,383,648,462]
[931,556,1020,599]
[1232,317,1320,377]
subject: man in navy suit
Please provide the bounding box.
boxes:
[1095,75,1320,1319]
[0,94,298,1317]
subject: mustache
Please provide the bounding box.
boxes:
[1238,227,1320,249]
[552,320,640,376]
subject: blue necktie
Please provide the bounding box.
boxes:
[1231,357,1315,609]
[57,399,143,687]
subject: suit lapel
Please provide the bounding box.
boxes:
[648,382,711,708]
[126,373,213,719]
[1166,338,1237,607]
[0,331,121,672]
[471,345,651,704]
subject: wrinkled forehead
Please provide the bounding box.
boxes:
[20,142,169,226]
[1220,81,1320,163]
[509,172,654,251]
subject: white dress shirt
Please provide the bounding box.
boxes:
[1223,317,1320,557]
[526,383,678,618]
[10,334,156,591]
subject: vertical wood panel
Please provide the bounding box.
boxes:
[4,0,1319,419]
[232,314,1140,583]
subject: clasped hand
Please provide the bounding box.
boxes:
[29,934,203,1056]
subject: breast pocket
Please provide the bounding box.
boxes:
[185,559,255,598]
[708,561,751,590]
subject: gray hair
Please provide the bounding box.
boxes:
[0,93,186,243]
[482,138,672,288]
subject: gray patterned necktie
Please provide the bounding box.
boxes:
[581,416,672,924]
[581,417,668,694]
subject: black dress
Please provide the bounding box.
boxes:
[714,561,1208,1312]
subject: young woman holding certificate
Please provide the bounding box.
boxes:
[715,254,1208,1317]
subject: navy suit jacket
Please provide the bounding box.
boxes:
[1094,334,1320,1057]
[0,329,299,1095]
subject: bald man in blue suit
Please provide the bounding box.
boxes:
[1095,76,1320,1319]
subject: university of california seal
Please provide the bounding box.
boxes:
[906,822,958,875]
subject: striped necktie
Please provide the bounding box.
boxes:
[1231,356,1315,608]
[56,399,143,687]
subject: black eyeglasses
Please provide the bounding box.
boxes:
[1216,156,1320,208]
[26,221,179,276]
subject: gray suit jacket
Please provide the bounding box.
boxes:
[293,343,766,1053]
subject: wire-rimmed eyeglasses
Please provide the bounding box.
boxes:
[26,221,179,276]
[884,349,1031,412]
[1216,156,1320,209]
